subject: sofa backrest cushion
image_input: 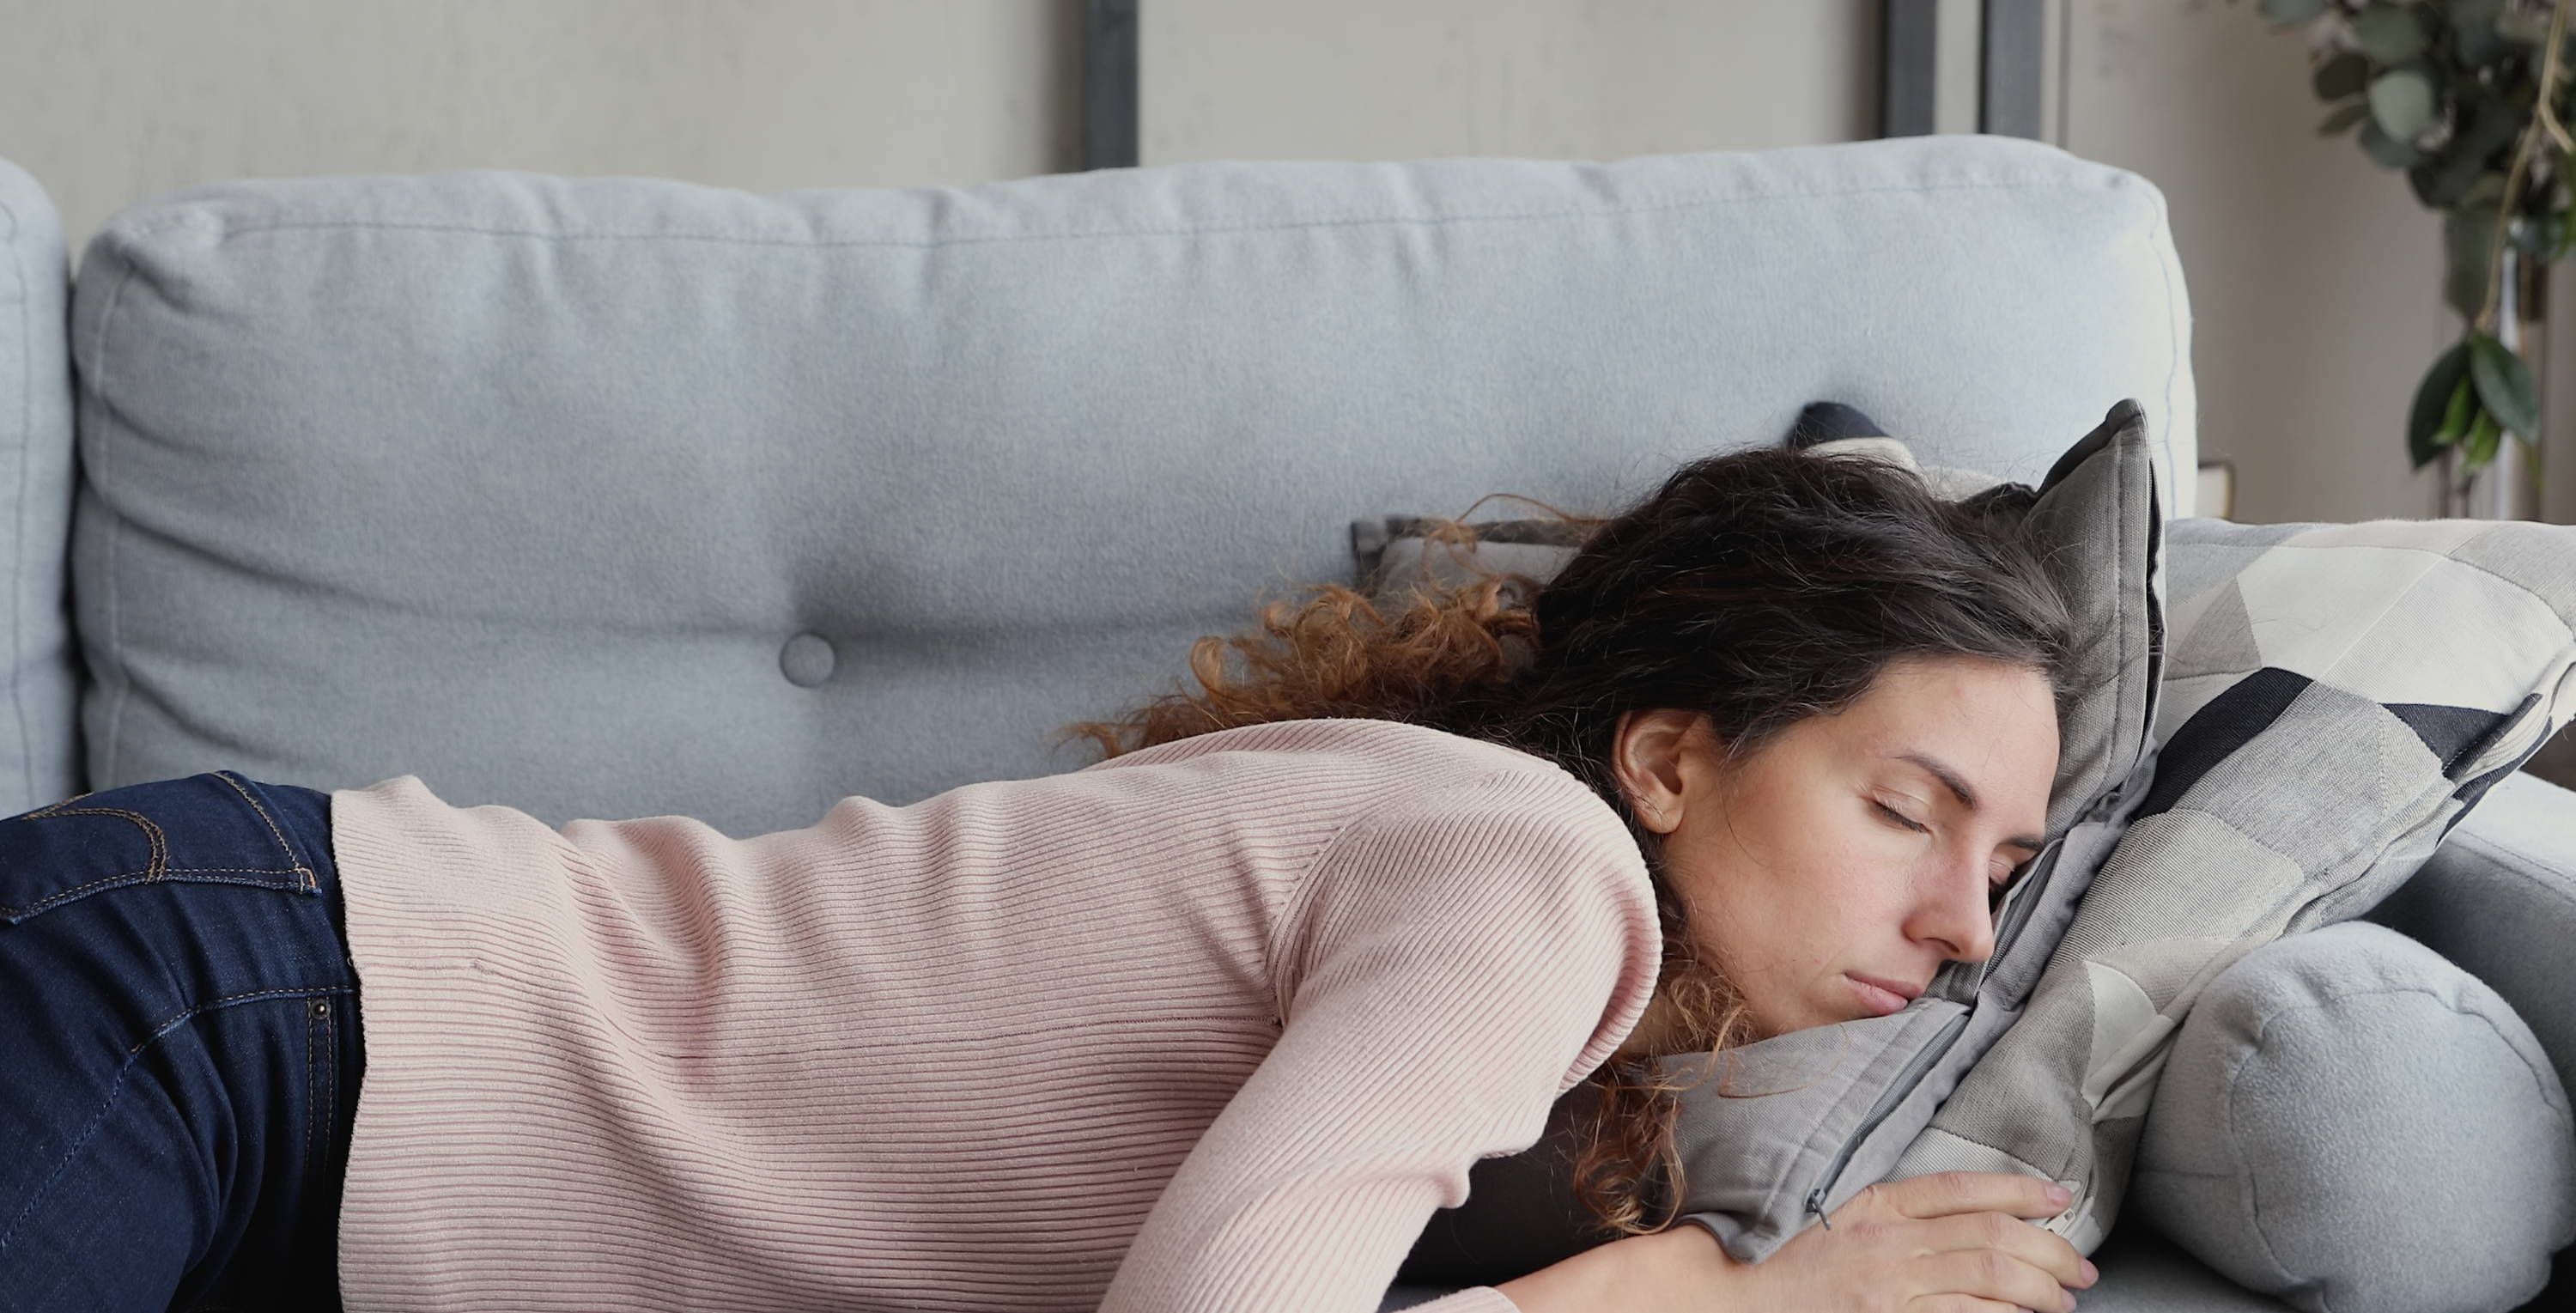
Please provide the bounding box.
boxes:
[0,158,80,818]
[63,138,2195,835]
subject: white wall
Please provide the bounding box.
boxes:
[5,0,1878,265]
[1141,0,1878,163]
[0,0,1081,266]
[2060,0,2463,526]
[6,0,2565,528]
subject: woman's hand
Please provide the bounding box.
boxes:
[1492,1170,2098,1312]
[1725,1171,2097,1311]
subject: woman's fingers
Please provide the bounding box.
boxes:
[1849,1170,2070,1223]
[1918,1246,2080,1313]
[1908,1211,2095,1292]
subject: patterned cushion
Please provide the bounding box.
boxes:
[1905,511,2576,1254]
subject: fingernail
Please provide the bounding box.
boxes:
[2045,1184,2073,1206]
[2081,1259,2099,1284]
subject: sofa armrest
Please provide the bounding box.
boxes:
[2365,769,2576,1103]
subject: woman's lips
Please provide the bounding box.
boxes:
[1849,976,1914,1017]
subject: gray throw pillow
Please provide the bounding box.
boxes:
[2131,921,2576,1313]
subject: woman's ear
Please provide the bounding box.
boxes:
[1610,708,1704,835]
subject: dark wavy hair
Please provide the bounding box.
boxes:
[1063,446,2077,1237]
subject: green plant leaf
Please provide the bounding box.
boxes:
[2369,70,2438,139]
[2412,149,2476,206]
[2319,100,2373,134]
[2355,2,2427,63]
[2458,170,2509,210]
[2458,93,2525,162]
[2263,0,2331,21]
[2410,342,2476,468]
[2462,409,2504,470]
[2453,0,2509,29]
[2509,212,2567,252]
[2410,96,2519,208]
[2445,206,2499,317]
[2470,331,2541,439]
[2454,19,2513,68]
[2360,119,2425,167]
[2313,51,2372,100]
[2497,3,2554,45]
[2440,374,2478,441]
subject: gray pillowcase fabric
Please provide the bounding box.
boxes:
[2131,921,2575,1313]
[1868,515,2576,1255]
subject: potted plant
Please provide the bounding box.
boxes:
[2252,0,2573,517]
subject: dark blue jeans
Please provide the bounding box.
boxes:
[0,771,358,1312]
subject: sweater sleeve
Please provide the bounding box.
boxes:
[1096,767,1664,1313]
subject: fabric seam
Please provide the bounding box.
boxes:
[88,255,142,786]
[3,189,31,805]
[102,174,2142,254]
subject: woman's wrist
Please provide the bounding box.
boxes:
[1490,1224,1736,1312]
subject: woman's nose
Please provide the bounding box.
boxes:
[1912,856,1998,963]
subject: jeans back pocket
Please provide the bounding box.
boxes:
[0,771,318,926]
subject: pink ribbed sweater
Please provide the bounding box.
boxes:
[325,718,1663,1311]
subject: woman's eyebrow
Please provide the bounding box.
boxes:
[1893,751,2046,852]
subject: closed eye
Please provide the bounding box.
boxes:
[1991,862,2024,903]
[1883,798,2026,898]
[1872,799,1929,834]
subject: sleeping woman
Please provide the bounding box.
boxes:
[0,446,2096,1313]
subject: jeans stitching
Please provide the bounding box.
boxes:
[1,867,309,921]
[0,988,342,1262]
[126,986,343,1058]
[302,1003,319,1192]
[10,803,167,877]
[211,770,318,892]
[0,775,319,918]
[0,804,173,921]
[317,1001,338,1182]
[0,1049,142,1259]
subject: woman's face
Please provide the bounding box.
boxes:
[1610,655,2058,1047]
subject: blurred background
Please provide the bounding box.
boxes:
[6,0,2555,528]
[3,0,2571,780]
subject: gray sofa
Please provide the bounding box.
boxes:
[1,136,2568,1310]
